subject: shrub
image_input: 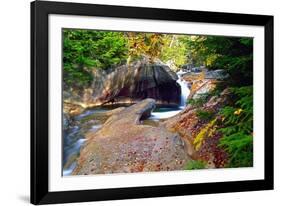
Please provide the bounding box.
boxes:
[188,93,209,107]
[193,118,216,151]
[185,160,206,170]
[196,109,214,121]
[219,133,253,167]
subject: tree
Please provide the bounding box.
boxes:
[160,35,188,67]
[63,29,128,88]
[183,36,253,85]
[126,32,165,64]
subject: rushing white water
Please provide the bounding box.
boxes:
[150,109,182,120]
[177,73,190,108]
[63,162,77,176]
[89,125,102,132]
[149,72,190,120]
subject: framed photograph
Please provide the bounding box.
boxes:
[31,0,274,204]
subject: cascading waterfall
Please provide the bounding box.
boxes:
[176,72,190,108]
[149,71,190,120]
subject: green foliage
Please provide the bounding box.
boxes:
[219,87,253,136]
[63,29,254,89]
[209,82,227,97]
[240,38,253,47]
[127,32,165,63]
[160,35,188,67]
[218,86,253,167]
[183,36,253,85]
[63,29,128,88]
[63,63,93,88]
[196,109,214,121]
[185,160,206,170]
[214,54,253,85]
[188,93,209,107]
[182,36,207,66]
[193,118,217,151]
[219,133,253,167]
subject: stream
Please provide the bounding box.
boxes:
[63,72,190,176]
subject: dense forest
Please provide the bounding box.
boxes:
[63,29,253,175]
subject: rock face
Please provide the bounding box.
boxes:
[73,98,191,175]
[64,59,181,108]
[63,102,84,116]
[188,79,217,99]
[205,69,229,80]
[180,71,218,100]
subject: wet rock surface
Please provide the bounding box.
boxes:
[72,99,191,175]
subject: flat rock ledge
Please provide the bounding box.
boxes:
[73,98,191,175]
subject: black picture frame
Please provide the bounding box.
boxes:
[31,0,274,205]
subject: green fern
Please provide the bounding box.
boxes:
[218,86,253,167]
[219,133,253,167]
[196,109,214,121]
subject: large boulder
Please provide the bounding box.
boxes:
[64,59,181,108]
[188,79,217,99]
[72,98,191,175]
[180,71,219,100]
[205,69,229,80]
